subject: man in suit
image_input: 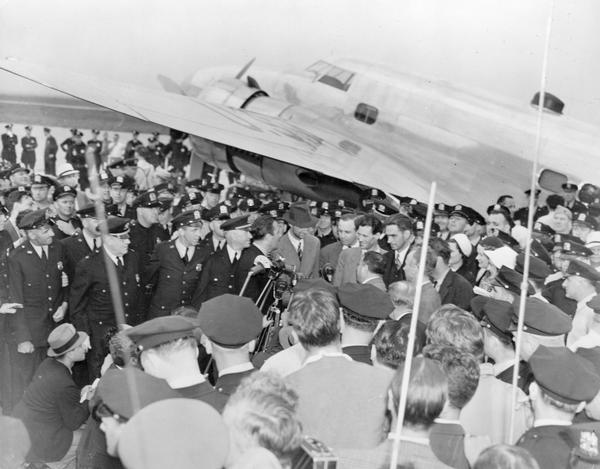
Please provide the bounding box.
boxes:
[13,323,90,467]
[1,123,18,164]
[198,295,261,398]
[65,131,88,189]
[285,287,392,449]
[192,215,252,306]
[20,125,37,171]
[383,214,415,287]
[7,210,68,411]
[145,209,210,318]
[430,237,473,310]
[146,132,166,168]
[356,251,387,291]
[320,212,358,275]
[237,214,283,303]
[69,216,142,379]
[403,245,441,324]
[334,213,383,286]
[274,203,320,279]
[87,129,103,169]
[60,204,102,284]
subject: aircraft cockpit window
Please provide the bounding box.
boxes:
[306,61,355,91]
[354,103,378,125]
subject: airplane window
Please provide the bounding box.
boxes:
[317,64,354,91]
[354,103,378,125]
[306,60,331,75]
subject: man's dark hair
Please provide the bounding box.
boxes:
[385,214,413,232]
[371,320,423,369]
[489,209,514,228]
[362,250,385,275]
[423,344,480,410]
[408,246,437,280]
[250,215,276,241]
[546,194,565,210]
[355,214,382,235]
[341,308,378,333]
[429,238,451,265]
[288,288,340,348]
[496,195,513,205]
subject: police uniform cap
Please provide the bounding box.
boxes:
[524,188,541,196]
[43,127,50,132]
[125,316,200,351]
[228,186,252,198]
[107,158,125,169]
[117,399,229,469]
[52,185,76,201]
[479,236,505,251]
[337,283,393,320]
[100,216,130,235]
[238,197,261,212]
[4,123,12,129]
[553,238,592,258]
[574,213,598,230]
[533,221,555,237]
[17,209,52,230]
[477,298,514,341]
[185,178,204,189]
[529,346,600,404]
[7,164,30,177]
[172,209,204,230]
[197,294,262,347]
[496,230,520,249]
[24,125,32,131]
[132,190,161,209]
[562,182,579,192]
[205,182,224,194]
[567,259,600,282]
[69,128,77,135]
[31,174,53,187]
[515,252,552,281]
[76,204,97,219]
[434,203,452,215]
[530,239,553,267]
[107,174,133,190]
[221,214,252,231]
[154,182,175,193]
[449,204,476,223]
[151,131,159,138]
[95,367,180,420]
[205,204,230,221]
[509,297,572,336]
[178,191,203,208]
[493,266,534,296]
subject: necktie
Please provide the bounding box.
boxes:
[395,251,402,268]
[41,248,48,262]
[117,257,124,269]
[232,252,239,265]
[182,248,189,264]
[218,241,224,251]
[297,243,303,261]
[93,238,98,251]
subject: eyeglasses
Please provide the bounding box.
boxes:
[93,402,128,423]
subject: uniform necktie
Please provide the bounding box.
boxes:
[182,248,189,264]
[117,257,124,268]
[232,252,239,264]
[93,238,98,251]
[297,243,303,261]
[41,248,48,262]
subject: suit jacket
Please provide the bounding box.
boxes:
[60,232,98,283]
[69,249,142,332]
[274,233,320,279]
[418,282,442,324]
[438,270,473,311]
[192,247,245,306]
[44,135,58,159]
[237,244,270,303]
[286,355,392,449]
[7,240,67,347]
[363,276,387,291]
[13,358,89,462]
[382,242,414,287]
[144,240,210,318]
[319,241,343,272]
[333,246,362,286]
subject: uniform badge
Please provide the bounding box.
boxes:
[135,274,140,283]
[580,431,599,457]
[61,272,69,287]
[196,263,202,272]
[57,261,63,271]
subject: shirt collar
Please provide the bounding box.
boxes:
[226,244,242,263]
[175,238,194,258]
[303,351,352,367]
[82,230,101,251]
[288,231,302,250]
[30,243,48,259]
[534,419,572,428]
[218,362,254,377]
[103,247,123,266]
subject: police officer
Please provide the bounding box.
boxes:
[146,131,166,168]
[29,174,53,210]
[144,209,210,319]
[7,210,68,411]
[1,124,18,165]
[198,294,261,397]
[124,130,142,159]
[198,204,230,255]
[108,175,136,219]
[517,346,600,469]
[60,128,77,155]
[562,182,587,216]
[164,129,190,172]
[20,126,37,171]
[66,131,88,189]
[60,204,102,284]
[69,217,142,379]
[43,127,58,176]
[192,215,252,306]
[201,181,224,210]
[87,129,103,169]
[51,185,83,240]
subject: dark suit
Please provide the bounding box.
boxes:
[13,358,89,463]
[382,243,414,287]
[66,141,88,189]
[128,221,169,271]
[69,249,141,379]
[20,135,37,168]
[192,248,244,306]
[1,132,18,163]
[44,134,58,175]
[319,241,343,272]
[438,270,473,311]
[175,381,228,412]
[517,425,573,469]
[144,240,210,318]
[215,367,255,397]
[333,246,362,286]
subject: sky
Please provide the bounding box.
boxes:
[0,0,599,125]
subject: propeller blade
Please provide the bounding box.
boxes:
[235,57,256,79]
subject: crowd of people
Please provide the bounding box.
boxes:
[1,123,600,469]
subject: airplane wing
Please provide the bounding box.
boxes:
[0,58,431,200]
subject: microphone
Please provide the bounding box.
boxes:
[250,255,272,275]
[249,264,266,275]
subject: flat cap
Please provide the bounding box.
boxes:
[172,209,204,230]
[477,298,514,342]
[496,230,520,249]
[99,216,130,235]
[221,214,251,231]
[132,190,161,209]
[125,316,200,351]
[337,283,393,320]
[117,399,229,469]
[510,297,572,336]
[197,294,262,347]
[515,253,552,281]
[30,174,53,187]
[17,209,52,230]
[95,367,180,420]
[52,185,77,201]
[530,346,600,404]
[567,260,600,282]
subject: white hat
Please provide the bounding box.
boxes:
[484,245,517,270]
[586,231,600,249]
[450,233,472,257]
[56,163,79,179]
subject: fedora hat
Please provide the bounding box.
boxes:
[47,323,88,357]
[282,203,318,228]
